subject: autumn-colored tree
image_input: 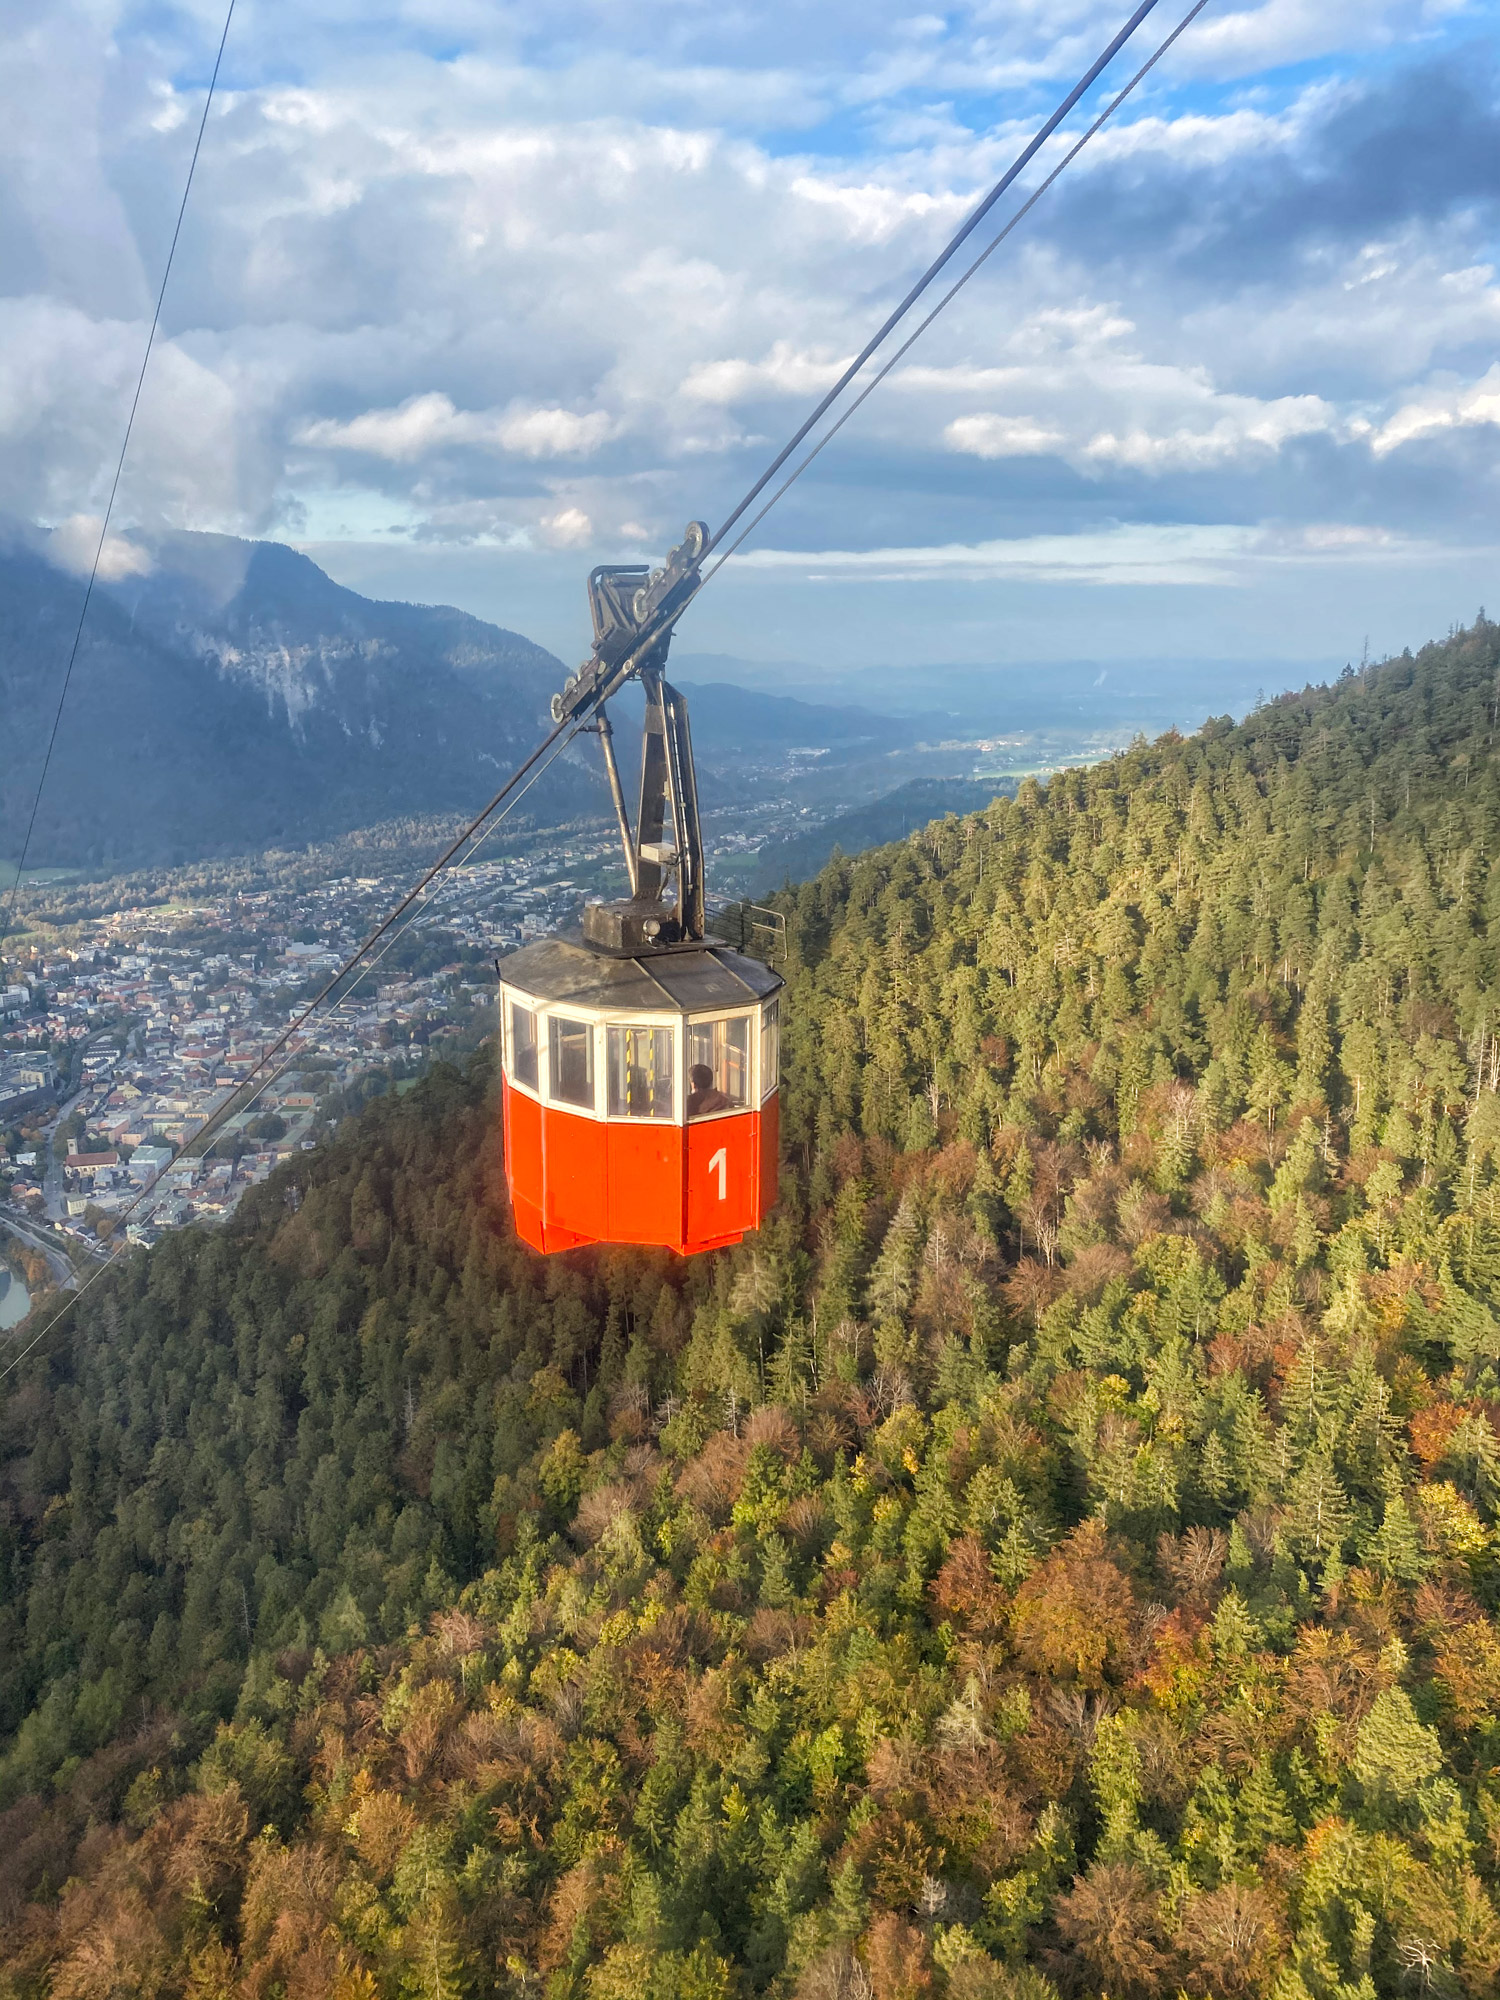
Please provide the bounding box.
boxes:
[1052,1862,1171,1997]
[1009,1522,1136,1687]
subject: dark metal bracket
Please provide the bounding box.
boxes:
[562,524,709,953]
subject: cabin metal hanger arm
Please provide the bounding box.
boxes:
[549,521,712,953]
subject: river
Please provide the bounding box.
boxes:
[0,1264,32,1331]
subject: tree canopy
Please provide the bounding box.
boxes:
[9,623,1500,1998]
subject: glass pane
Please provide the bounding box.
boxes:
[607,1023,675,1119]
[687,1014,750,1116]
[760,998,779,1100]
[548,1016,595,1109]
[510,1002,538,1091]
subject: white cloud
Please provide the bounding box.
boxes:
[1071,102,1320,172]
[736,521,1258,585]
[1177,0,1472,76]
[683,343,851,406]
[931,319,1341,475]
[943,413,1064,457]
[1372,364,1500,456]
[47,513,154,581]
[1081,394,1336,470]
[732,519,1431,586]
[0,296,249,527]
[499,406,616,457]
[538,506,594,548]
[297,393,616,461]
[0,0,1496,654]
[784,172,960,246]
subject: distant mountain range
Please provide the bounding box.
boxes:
[651,678,948,754]
[670,650,1328,735]
[1,528,953,877]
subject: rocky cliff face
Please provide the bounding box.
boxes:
[188,630,372,731]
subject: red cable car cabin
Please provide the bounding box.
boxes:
[498,524,786,1255]
[499,934,782,1256]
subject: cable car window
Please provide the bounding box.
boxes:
[760,998,779,1100]
[607,1023,674,1119]
[687,1015,750,1116]
[509,1001,539,1091]
[548,1016,595,1109]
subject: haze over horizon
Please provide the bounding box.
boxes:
[5,1,1500,678]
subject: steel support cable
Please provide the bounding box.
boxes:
[698,0,1211,585]
[574,1,1204,678]
[197,720,585,1138]
[172,720,581,1155]
[702,0,1164,558]
[0,0,239,962]
[4,590,684,1380]
[0,716,585,1384]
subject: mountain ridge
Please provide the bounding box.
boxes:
[1,525,590,873]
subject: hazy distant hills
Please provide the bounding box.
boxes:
[749,776,1011,893]
[2,523,1333,884]
[1,529,1004,879]
[663,679,943,753]
[670,650,1326,737]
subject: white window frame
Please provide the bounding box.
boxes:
[759,995,780,1105]
[502,990,542,1100]
[603,1014,683,1123]
[685,1007,759,1122]
[541,1008,601,1117]
[500,989,779,1122]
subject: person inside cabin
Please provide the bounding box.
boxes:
[687,1062,730,1117]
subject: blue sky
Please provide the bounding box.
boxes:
[5,0,1500,682]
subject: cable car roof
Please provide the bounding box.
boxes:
[498,934,781,1014]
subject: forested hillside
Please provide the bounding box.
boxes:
[10,623,1500,1998]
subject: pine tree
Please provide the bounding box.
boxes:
[1283,1452,1354,1575]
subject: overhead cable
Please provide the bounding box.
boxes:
[701,0,1212,582]
[703,0,1165,557]
[0,716,583,1385]
[0,0,239,962]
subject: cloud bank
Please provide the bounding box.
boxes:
[3,0,1500,665]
